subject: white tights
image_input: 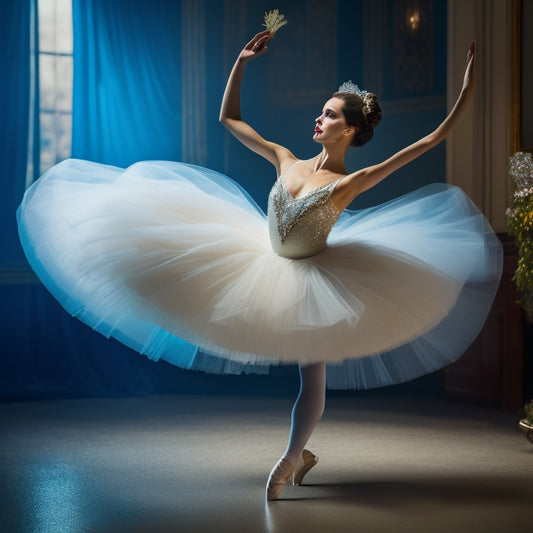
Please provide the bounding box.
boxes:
[283,362,326,463]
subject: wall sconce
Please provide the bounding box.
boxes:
[407,9,420,33]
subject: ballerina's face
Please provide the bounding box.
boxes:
[313,98,351,143]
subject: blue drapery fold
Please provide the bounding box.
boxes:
[1,0,208,400]
[0,0,30,264]
[72,0,183,167]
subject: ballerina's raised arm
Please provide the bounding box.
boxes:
[219,30,296,176]
[332,41,476,210]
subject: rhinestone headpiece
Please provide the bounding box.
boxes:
[337,80,369,98]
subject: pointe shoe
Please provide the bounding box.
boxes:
[266,457,295,501]
[292,449,318,486]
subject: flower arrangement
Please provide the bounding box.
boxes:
[506,151,533,319]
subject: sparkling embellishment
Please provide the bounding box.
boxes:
[275,177,338,243]
[337,80,369,98]
[267,174,342,258]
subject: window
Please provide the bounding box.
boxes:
[27,0,73,185]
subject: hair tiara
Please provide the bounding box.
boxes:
[337,80,369,98]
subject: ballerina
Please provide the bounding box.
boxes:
[219,30,498,500]
[17,21,502,502]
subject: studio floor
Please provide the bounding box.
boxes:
[1,382,532,533]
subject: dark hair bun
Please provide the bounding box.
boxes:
[362,93,382,129]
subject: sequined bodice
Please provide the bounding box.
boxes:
[268,169,342,259]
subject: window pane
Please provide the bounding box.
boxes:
[39,112,56,172]
[55,112,72,161]
[38,0,73,54]
[55,56,73,112]
[40,54,73,112]
[38,54,56,110]
[37,0,73,177]
[40,111,73,173]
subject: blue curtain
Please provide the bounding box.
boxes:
[72,0,183,167]
[0,0,30,265]
[0,0,199,400]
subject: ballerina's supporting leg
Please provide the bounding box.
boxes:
[266,362,326,500]
[285,362,326,462]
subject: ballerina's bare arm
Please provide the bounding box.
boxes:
[334,41,476,211]
[219,31,295,175]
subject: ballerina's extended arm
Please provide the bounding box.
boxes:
[219,31,294,174]
[334,41,477,210]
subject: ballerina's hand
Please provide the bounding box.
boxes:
[461,40,476,96]
[238,31,272,63]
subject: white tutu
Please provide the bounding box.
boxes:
[17,159,503,389]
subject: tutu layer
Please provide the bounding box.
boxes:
[17,159,503,389]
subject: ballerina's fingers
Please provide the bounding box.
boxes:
[244,31,271,56]
[462,40,476,93]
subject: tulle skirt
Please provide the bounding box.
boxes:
[17,159,503,389]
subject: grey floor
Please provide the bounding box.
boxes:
[1,385,532,533]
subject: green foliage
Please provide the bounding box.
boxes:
[507,152,533,319]
[524,399,533,425]
[507,194,533,319]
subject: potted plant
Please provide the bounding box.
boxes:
[507,152,533,445]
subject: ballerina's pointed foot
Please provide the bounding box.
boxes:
[292,449,319,486]
[266,457,295,501]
